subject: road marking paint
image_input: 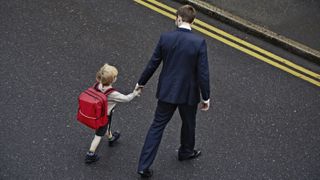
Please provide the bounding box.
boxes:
[134,0,320,87]
[193,26,320,86]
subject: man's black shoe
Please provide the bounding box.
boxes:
[138,169,153,178]
[85,152,99,164]
[178,150,201,161]
[108,131,120,147]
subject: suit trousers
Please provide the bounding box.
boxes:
[138,100,198,171]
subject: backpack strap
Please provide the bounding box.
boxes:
[93,82,116,96]
[93,82,99,89]
[104,88,115,129]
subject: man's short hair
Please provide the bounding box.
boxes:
[176,5,196,23]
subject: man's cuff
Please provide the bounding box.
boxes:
[135,83,144,89]
[202,99,210,104]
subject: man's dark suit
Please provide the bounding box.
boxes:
[137,28,210,171]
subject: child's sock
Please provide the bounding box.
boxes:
[87,151,95,156]
[106,130,113,140]
[108,135,113,140]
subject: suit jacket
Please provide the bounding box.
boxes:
[138,28,210,105]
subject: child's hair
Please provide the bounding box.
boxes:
[96,64,118,86]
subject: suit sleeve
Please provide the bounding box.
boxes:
[197,39,210,101]
[138,36,163,86]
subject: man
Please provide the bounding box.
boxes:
[136,5,210,178]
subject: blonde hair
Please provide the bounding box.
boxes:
[96,64,118,86]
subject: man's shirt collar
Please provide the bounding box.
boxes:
[178,23,192,30]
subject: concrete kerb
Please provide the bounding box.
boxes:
[174,0,320,64]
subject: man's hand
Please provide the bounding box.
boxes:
[134,83,144,97]
[200,99,210,111]
[133,89,142,97]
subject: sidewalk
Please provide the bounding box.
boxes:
[174,0,320,64]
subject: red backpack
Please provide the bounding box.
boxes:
[77,83,115,129]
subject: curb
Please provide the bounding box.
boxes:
[174,0,320,64]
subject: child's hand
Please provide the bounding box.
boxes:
[133,83,143,97]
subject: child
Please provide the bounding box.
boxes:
[85,63,141,164]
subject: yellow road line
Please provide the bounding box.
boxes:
[134,0,320,87]
[136,0,176,19]
[147,0,176,12]
[146,0,320,80]
[193,26,320,86]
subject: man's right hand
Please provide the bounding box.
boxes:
[200,99,210,111]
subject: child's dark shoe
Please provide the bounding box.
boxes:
[108,131,120,147]
[85,152,99,164]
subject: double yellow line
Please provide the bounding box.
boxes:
[134,0,320,87]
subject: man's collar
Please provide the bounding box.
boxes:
[178,23,192,30]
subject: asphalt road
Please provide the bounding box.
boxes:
[1,0,319,179]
